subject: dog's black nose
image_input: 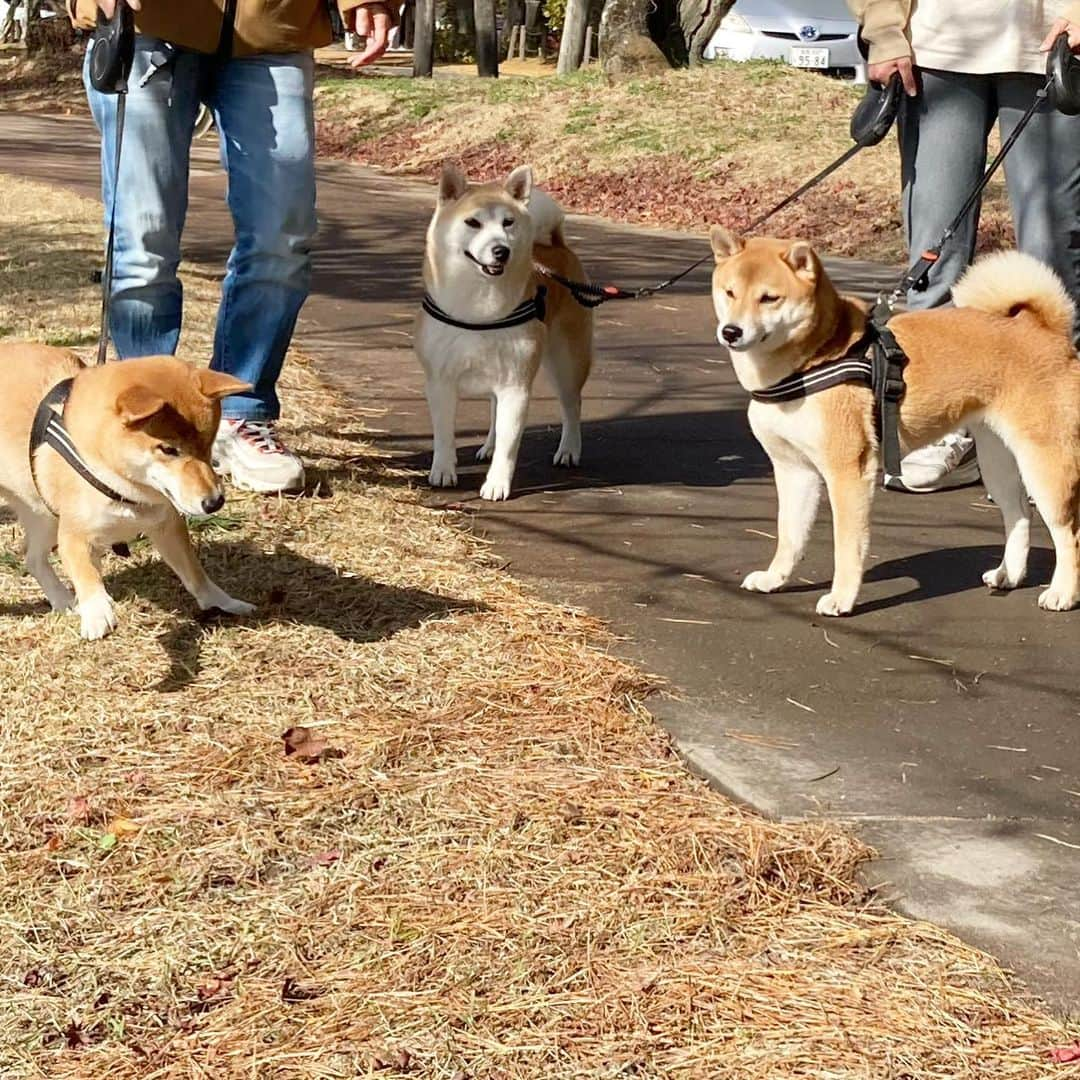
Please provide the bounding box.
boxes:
[722,324,743,344]
[202,492,225,515]
[492,245,511,264]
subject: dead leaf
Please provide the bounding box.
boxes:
[45,834,63,852]
[282,726,344,764]
[24,969,43,988]
[308,849,342,868]
[66,796,91,823]
[196,970,235,1001]
[64,1022,90,1050]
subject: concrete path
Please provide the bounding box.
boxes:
[1,111,1077,1009]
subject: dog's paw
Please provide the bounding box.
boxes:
[1038,584,1078,611]
[815,592,854,618]
[78,594,117,640]
[983,565,1024,591]
[429,464,459,488]
[741,570,786,593]
[480,474,513,501]
[475,442,495,462]
[217,596,256,616]
[552,445,581,468]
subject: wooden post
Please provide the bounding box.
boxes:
[518,24,526,59]
[583,25,593,64]
[506,25,519,58]
[474,0,499,76]
[413,0,435,75]
[556,0,588,73]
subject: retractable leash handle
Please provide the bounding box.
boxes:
[1048,30,1080,115]
[849,72,903,148]
[89,0,135,94]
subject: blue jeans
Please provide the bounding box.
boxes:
[85,39,317,420]
[899,68,1080,332]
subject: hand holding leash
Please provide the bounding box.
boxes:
[867,56,916,96]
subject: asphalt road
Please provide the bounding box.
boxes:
[1,110,1077,1010]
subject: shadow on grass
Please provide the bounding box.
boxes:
[101,540,484,693]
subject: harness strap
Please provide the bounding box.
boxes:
[749,330,876,403]
[30,379,139,511]
[422,287,547,331]
[872,324,909,486]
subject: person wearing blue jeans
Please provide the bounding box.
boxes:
[850,0,1080,493]
[73,0,394,492]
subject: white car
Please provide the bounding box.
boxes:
[704,0,867,82]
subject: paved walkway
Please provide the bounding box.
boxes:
[1,112,1077,1009]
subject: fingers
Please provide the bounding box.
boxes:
[897,57,917,96]
[1042,18,1067,51]
[347,7,391,68]
[867,57,917,96]
[97,0,116,15]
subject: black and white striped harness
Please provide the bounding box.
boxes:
[421,287,547,331]
[29,378,139,514]
[749,320,909,484]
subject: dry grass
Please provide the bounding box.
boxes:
[0,177,1077,1078]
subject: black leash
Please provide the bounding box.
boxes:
[890,72,1055,302]
[88,0,135,366]
[536,76,904,307]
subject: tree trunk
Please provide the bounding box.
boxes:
[504,0,524,55]
[556,0,588,74]
[413,0,435,75]
[600,0,732,73]
[474,0,498,76]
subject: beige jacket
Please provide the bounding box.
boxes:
[69,0,393,58]
[849,0,1080,74]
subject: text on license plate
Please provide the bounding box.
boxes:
[789,47,828,68]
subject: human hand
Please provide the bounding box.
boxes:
[868,56,917,96]
[95,0,141,15]
[1042,18,1080,53]
[348,3,392,68]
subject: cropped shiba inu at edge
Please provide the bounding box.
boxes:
[416,163,594,501]
[0,343,256,640]
[710,229,1080,616]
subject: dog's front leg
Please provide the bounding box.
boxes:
[57,524,117,640]
[480,387,530,501]
[425,378,460,487]
[742,460,821,594]
[147,509,255,617]
[818,466,874,617]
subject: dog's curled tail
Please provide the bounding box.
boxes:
[528,188,567,247]
[952,251,1075,339]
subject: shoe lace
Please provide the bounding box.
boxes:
[235,420,286,455]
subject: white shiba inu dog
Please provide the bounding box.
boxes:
[415,163,594,501]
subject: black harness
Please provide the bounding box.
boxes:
[29,379,139,513]
[750,314,909,487]
[421,287,547,331]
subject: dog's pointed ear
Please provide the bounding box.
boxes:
[115,385,166,426]
[710,226,744,261]
[195,369,252,401]
[784,240,817,281]
[439,163,468,203]
[505,165,533,203]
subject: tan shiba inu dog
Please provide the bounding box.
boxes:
[710,229,1080,616]
[0,342,255,639]
[415,163,594,501]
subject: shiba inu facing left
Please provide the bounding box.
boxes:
[710,229,1080,616]
[415,164,594,501]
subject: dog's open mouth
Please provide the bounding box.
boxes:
[466,251,506,277]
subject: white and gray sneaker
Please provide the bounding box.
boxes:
[886,432,980,493]
[213,419,305,494]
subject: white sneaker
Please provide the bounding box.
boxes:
[887,432,980,493]
[213,419,305,494]
[344,31,360,50]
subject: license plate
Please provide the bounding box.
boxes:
[789,46,828,68]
